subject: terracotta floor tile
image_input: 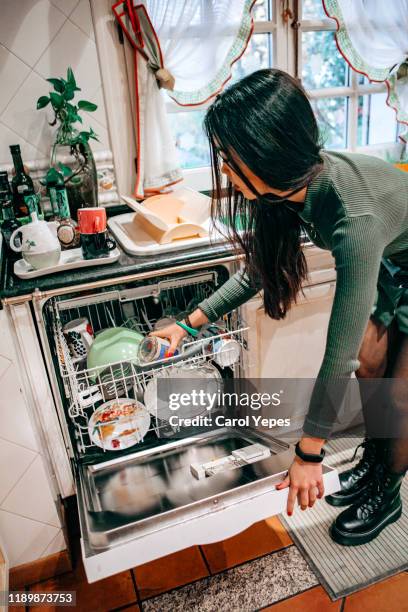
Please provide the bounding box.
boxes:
[263,586,341,611]
[344,572,408,612]
[201,517,292,573]
[28,560,136,612]
[133,546,209,600]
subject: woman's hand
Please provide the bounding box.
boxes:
[276,457,324,515]
[149,323,188,356]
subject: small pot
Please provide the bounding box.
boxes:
[10,212,61,270]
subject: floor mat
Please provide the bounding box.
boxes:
[281,438,408,600]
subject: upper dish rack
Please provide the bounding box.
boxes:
[47,271,249,456]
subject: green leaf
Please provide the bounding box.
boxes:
[58,162,73,177]
[47,78,64,93]
[78,100,98,112]
[89,127,99,142]
[37,96,50,109]
[50,92,64,109]
[64,86,75,101]
[67,67,76,89]
[44,167,63,185]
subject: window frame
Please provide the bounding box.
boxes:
[298,5,398,152]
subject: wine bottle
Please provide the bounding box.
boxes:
[9,145,39,218]
[0,171,21,248]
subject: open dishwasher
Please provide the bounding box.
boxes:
[30,264,339,582]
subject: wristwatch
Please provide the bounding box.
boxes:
[295,441,325,463]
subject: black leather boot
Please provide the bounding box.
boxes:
[330,467,405,546]
[326,439,386,507]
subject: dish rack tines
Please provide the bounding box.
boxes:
[55,322,248,455]
[47,272,247,457]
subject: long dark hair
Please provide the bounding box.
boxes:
[204,69,323,319]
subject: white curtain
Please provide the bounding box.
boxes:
[323,0,408,139]
[113,0,255,198]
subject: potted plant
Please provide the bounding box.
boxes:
[37,67,99,220]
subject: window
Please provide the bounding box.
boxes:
[166,0,400,188]
[166,0,275,182]
[300,0,399,149]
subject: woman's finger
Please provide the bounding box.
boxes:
[149,330,165,338]
[276,474,290,490]
[299,487,309,511]
[168,336,181,355]
[317,480,325,499]
[308,485,317,508]
[287,485,298,516]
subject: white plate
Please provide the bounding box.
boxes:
[14,247,121,279]
[88,398,151,451]
[144,363,223,422]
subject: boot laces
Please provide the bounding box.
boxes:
[350,439,376,476]
[358,467,387,518]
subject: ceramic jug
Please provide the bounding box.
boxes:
[10,212,61,270]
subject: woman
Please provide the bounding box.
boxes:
[152,69,408,545]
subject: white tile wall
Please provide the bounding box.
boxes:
[0,0,111,166]
[1,456,60,527]
[0,44,30,115]
[0,310,66,568]
[0,510,61,567]
[0,0,66,68]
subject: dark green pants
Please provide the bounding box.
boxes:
[372,261,408,333]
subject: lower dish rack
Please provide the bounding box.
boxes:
[46,270,249,457]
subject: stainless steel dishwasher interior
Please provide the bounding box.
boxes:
[77,427,296,549]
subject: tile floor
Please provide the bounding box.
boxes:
[11,517,408,611]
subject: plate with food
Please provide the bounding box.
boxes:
[88,398,151,451]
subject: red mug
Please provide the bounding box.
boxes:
[77,207,107,234]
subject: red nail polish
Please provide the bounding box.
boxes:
[288,511,292,516]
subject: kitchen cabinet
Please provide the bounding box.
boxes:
[242,246,336,379]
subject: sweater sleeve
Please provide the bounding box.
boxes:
[303,214,387,439]
[197,268,261,322]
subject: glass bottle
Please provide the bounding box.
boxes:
[9,145,40,219]
[51,125,98,221]
[0,171,21,249]
[46,169,79,249]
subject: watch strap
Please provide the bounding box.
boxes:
[176,320,199,338]
[295,441,325,463]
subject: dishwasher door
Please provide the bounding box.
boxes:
[76,427,339,582]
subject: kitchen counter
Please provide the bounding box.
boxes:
[0,236,240,303]
[0,206,315,304]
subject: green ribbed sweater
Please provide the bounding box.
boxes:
[198,151,408,438]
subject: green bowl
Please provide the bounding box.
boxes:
[87,327,144,381]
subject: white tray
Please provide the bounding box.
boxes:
[108,213,229,256]
[14,247,121,279]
